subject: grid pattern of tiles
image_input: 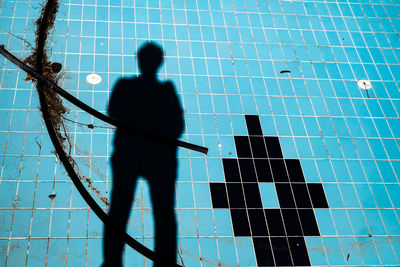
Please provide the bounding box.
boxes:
[1,0,400,266]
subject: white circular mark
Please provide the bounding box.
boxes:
[86,74,102,85]
[357,79,372,90]
[218,142,222,148]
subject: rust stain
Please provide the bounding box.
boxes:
[82,176,109,206]
[179,247,233,267]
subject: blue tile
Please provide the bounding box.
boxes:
[324,138,344,159]
[236,237,257,266]
[217,237,238,266]
[196,209,215,237]
[339,184,361,208]
[347,160,367,182]
[295,137,314,159]
[380,209,400,235]
[176,183,194,208]
[213,209,233,237]
[355,184,377,208]
[301,159,320,182]
[368,139,389,160]
[275,116,292,136]
[370,184,393,208]
[47,239,67,266]
[339,236,364,265]
[383,138,400,159]
[180,238,201,266]
[386,184,400,208]
[347,209,369,236]
[199,238,219,266]
[191,159,208,182]
[206,158,224,182]
[215,115,232,135]
[316,160,336,182]
[315,209,336,235]
[324,184,345,208]
[2,157,21,181]
[304,236,328,266]
[339,138,358,159]
[373,236,398,266]
[26,239,47,266]
[310,138,328,158]
[88,210,103,238]
[259,116,277,136]
[356,236,381,265]
[331,209,353,235]
[389,237,400,266]
[280,137,298,158]
[259,183,279,208]
[50,209,70,237]
[178,209,197,237]
[377,161,397,183]
[322,237,346,266]
[67,239,87,267]
[68,210,87,237]
[87,239,102,267]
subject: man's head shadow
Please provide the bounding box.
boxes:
[137,42,164,79]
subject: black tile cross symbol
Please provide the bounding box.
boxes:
[209,115,329,266]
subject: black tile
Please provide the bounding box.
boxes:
[222,159,241,182]
[285,159,305,182]
[307,183,329,208]
[238,159,257,182]
[298,209,320,236]
[271,237,293,266]
[264,137,283,158]
[231,209,251,236]
[245,115,263,135]
[209,183,228,208]
[226,183,246,208]
[270,159,289,182]
[292,183,312,208]
[234,136,252,158]
[253,237,275,266]
[281,209,303,236]
[249,136,268,158]
[248,209,268,236]
[275,183,296,208]
[265,209,285,236]
[254,159,273,182]
[288,237,311,266]
[243,183,263,208]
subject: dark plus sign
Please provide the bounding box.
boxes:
[209,115,329,266]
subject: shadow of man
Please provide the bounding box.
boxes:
[102,42,184,267]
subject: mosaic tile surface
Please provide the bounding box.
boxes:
[1,0,400,266]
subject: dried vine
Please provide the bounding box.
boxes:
[23,0,182,265]
[26,0,109,205]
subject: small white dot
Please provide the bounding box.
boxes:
[86,74,102,85]
[357,79,372,90]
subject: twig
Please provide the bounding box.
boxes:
[61,114,116,130]
[34,137,42,151]
[0,28,34,50]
